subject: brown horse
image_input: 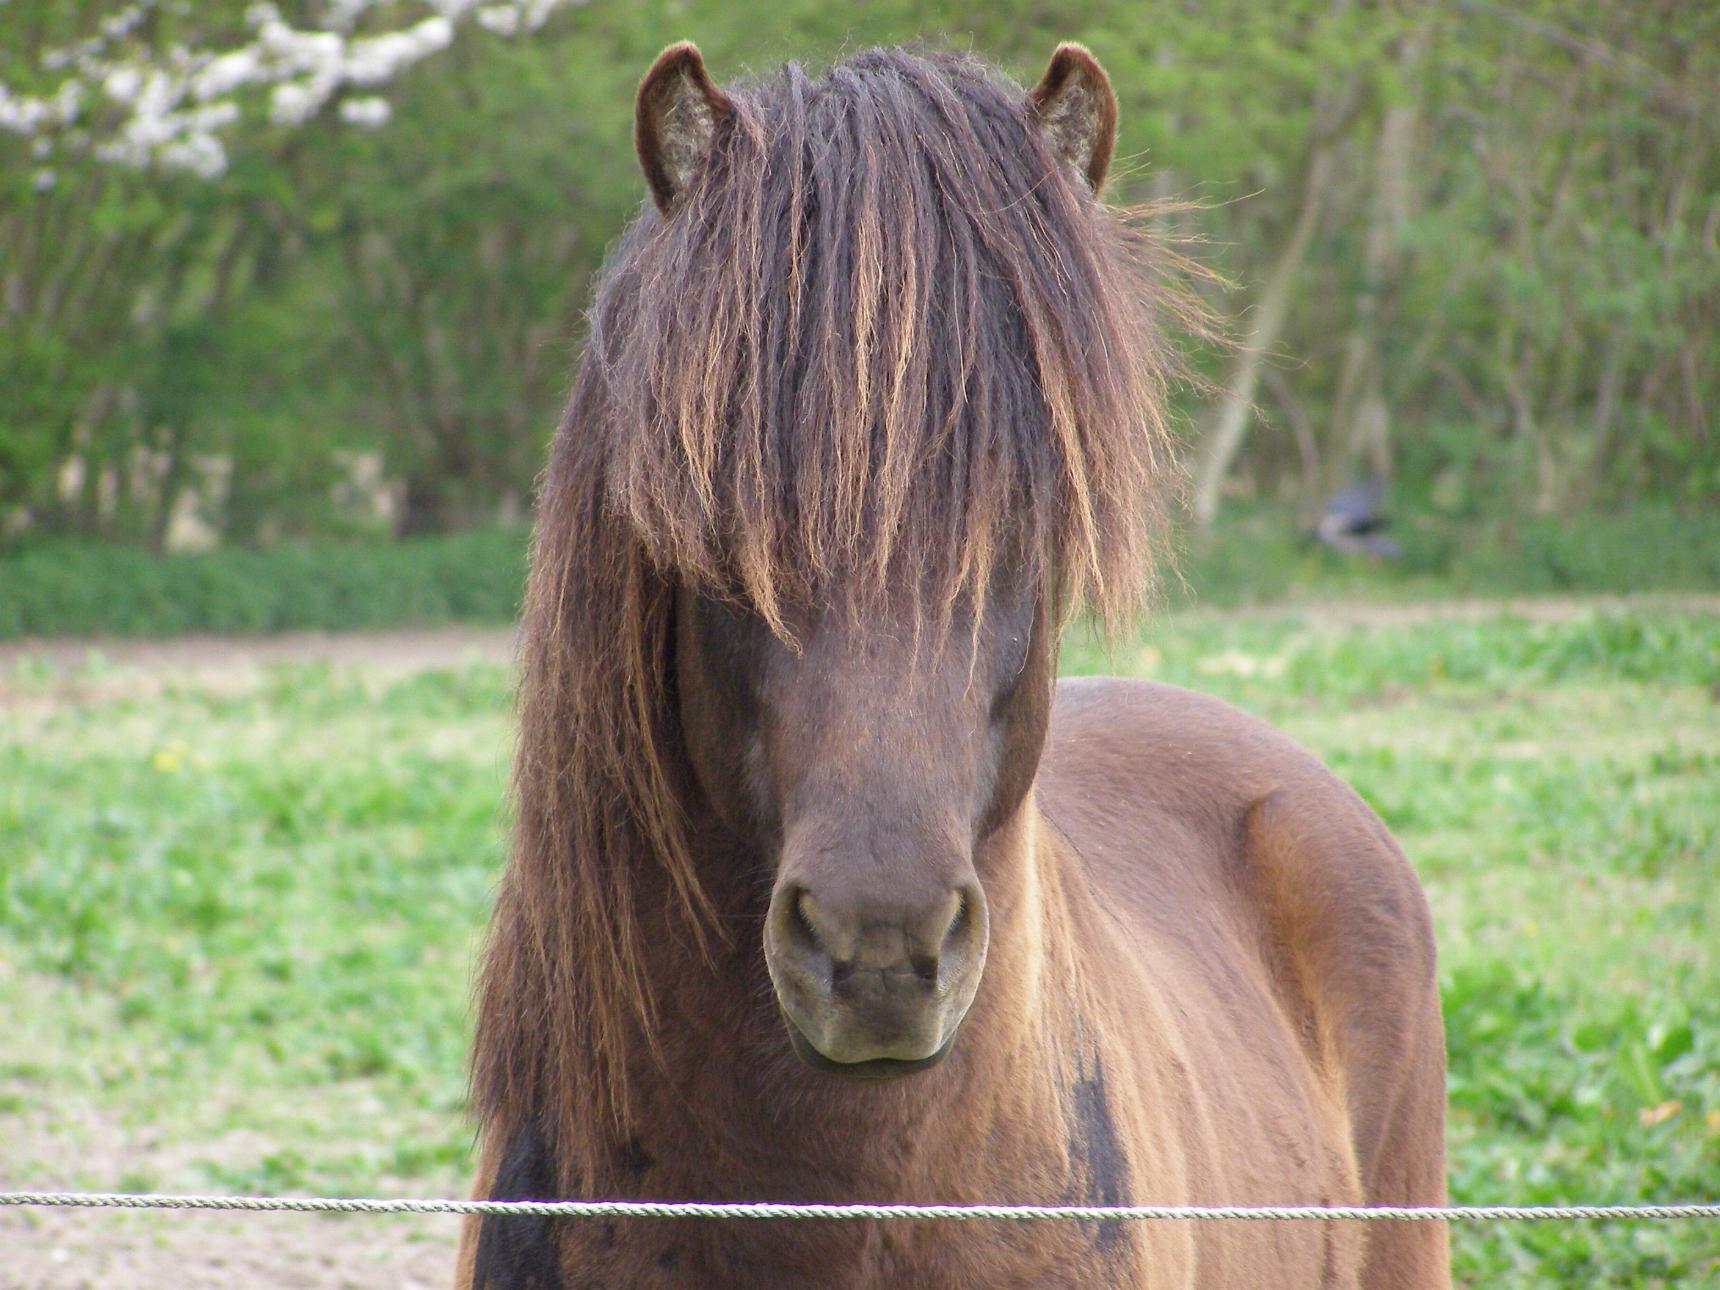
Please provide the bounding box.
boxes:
[457,42,1449,1289]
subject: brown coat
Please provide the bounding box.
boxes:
[458,41,1449,1290]
[458,680,1448,1288]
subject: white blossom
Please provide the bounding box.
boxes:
[42,0,157,72]
[320,0,377,29]
[338,95,391,128]
[2,0,580,178]
[523,0,582,29]
[187,101,240,132]
[99,4,148,41]
[133,69,178,123]
[345,18,454,85]
[0,86,49,134]
[269,81,319,127]
[192,48,264,101]
[104,65,145,104]
[53,80,84,125]
[159,132,227,178]
[258,21,344,73]
[475,6,520,37]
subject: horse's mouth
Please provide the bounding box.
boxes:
[783,1015,958,1079]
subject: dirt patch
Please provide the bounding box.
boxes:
[1188,591,1720,627]
[0,1099,459,1290]
[0,627,515,708]
[0,1207,458,1290]
[5,592,1715,706]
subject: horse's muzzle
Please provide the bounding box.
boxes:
[764,881,988,1075]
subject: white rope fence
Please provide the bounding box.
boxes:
[4,1192,1719,1223]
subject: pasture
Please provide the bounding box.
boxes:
[1,601,1716,1287]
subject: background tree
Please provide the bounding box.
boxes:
[3,0,1715,548]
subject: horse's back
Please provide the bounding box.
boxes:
[1039,676,1450,1287]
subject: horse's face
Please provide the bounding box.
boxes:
[676,576,1052,1077]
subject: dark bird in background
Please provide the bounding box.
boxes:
[1314,479,1401,558]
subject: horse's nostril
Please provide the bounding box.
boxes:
[766,877,989,1068]
[946,892,967,939]
[791,889,824,952]
[773,882,984,995]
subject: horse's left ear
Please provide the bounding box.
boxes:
[636,42,734,214]
[1027,43,1118,194]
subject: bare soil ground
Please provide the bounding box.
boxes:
[0,1207,457,1290]
[0,1088,460,1289]
[5,592,1716,707]
[0,626,516,709]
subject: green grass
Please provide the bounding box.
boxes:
[2,606,1718,1285]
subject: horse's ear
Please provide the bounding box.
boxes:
[1027,43,1118,194]
[636,42,733,214]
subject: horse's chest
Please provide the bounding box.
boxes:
[558,1219,1146,1289]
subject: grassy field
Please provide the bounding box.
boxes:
[2,603,1717,1285]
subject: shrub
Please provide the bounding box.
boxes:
[0,529,528,639]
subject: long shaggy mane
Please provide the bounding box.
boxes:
[472,46,1202,1182]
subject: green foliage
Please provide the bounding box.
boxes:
[0,528,527,637]
[3,1,1715,545]
[1,606,1715,1283]
[1173,501,1720,609]
[5,500,1717,639]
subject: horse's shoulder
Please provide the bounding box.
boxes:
[1039,673,1433,990]
[1040,676,1443,1187]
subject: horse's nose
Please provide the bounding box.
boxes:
[765,880,988,1071]
[796,888,967,991]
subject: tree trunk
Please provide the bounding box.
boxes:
[1585,324,1629,502]
[1262,364,1321,521]
[1325,28,1425,500]
[1189,139,1338,529]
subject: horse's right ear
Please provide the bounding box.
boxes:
[1027,43,1118,194]
[636,42,733,214]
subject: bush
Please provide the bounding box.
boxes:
[2,503,1715,640]
[1172,502,1720,609]
[0,529,529,639]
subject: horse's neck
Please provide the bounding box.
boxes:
[624,801,1099,1199]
